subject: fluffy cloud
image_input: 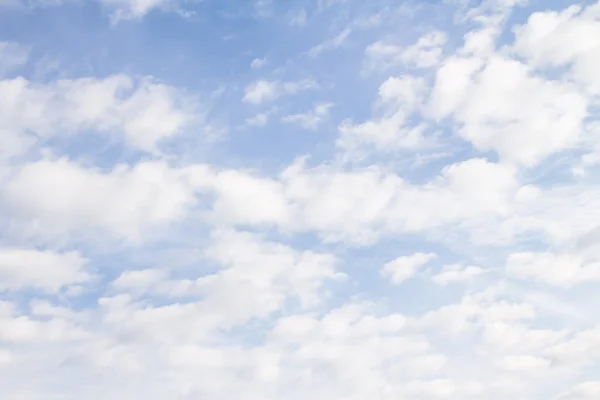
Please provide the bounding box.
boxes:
[112,229,343,312]
[556,382,600,400]
[196,157,519,245]
[1,152,524,246]
[0,248,90,292]
[513,4,600,94]
[506,252,600,287]
[3,0,600,398]
[0,74,198,157]
[428,55,588,166]
[0,302,89,344]
[3,157,200,242]
[431,264,485,285]
[381,252,437,284]
[338,75,429,156]
[203,229,343,311]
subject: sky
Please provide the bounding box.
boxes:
[1,0,600,398]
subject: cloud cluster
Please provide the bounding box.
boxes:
[0,74,198,157]
[2,0,600,399]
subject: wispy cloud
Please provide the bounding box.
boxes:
[307,28,352,57]
[282,102,333,130]
[243,78,319,104]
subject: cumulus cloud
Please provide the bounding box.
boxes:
[512,4,600,94]
[428,55,587,166]
[338,75,429,156]
[3,0,600,398]
[381,252,437,284]
[556,382,600,400]
[506,252,600,287]
[176,157,519,245]
[3,158,200,242]
[0,248,90,292]
[0,74,198,157]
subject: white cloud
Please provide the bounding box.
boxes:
[205,229,343,309]
[482,321,567,354]
[307,28,351,57]
[556,382,600,400]
[101,0,177,20]
[111,269,171,295]
[0,248,90,292]
[205,168,290,227]
[4,1,600,398]
[509,1,600,181]
[460,0,528,25]
[0,300,89,343]
[494,354,551,373]
[2,152,524,248]
[93,230,344,358]
[512,4,600,94]
[432,264,485,285]
[243,78,318,105]
[110,229,343,310]
[282,102,333,130]
[427,56,482,120]
[0,348,11,366]
[266,302,443,398]
[365,31,447,71]
[338,75,429,156]
[428,55,588,166]
[0,74,198,157]
[243,80,278,104]
[382,252,437,284]
[196,157,519,245]
[3,157,200,242]
[250,57,266,69]
[506,252,600,287]
[280,78,319,95]
[544,325,600,368]
[402,31,447,68]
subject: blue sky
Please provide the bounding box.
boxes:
[2,0,600,399]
